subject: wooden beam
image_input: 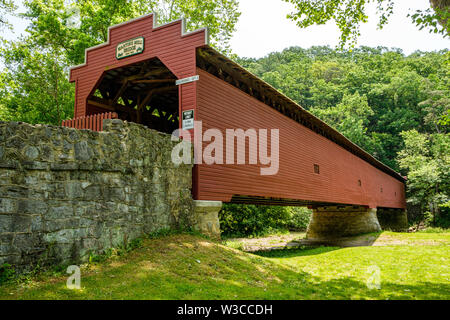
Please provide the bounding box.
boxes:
[138,91,153,109]
[131,79,175,84]
[87,98,115,111]
[145,85,178,94]
[88,96,134,114]
[125,68,171,82]
[137,90,155,124]
[112,81,129,105]
[99,87,110,99]
[126,85,177,97]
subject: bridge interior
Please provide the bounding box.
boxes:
[87,58,179,134]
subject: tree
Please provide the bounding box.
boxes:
[0,0,15,30]
[0,40,74,125]
[419,80,450,134]
[23,0,241,65]
[310,92,375,151]
[397,130,450,227]
[283,0,449,48]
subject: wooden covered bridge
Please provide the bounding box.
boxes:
[66,13,407,238]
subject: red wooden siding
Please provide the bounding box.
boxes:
[68,14,405,210]
[61,112,118,131]
[195,69,406,209]
[69,14,207,120]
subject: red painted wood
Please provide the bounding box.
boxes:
[69,14,207,119]
[195,69,406,209]
[61,112,118,131]
[68,14,405,209]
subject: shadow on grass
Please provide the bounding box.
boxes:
[252,246,341,258]
[1,233,448,300]
[246,232,384,257]
[287,232,383,248]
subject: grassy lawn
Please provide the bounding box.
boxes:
[0,232,449,300]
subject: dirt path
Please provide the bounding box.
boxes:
[226,232,450,252]
[227,232,306,252]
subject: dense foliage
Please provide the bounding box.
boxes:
[398,130,450,227]
[219,204,311,237]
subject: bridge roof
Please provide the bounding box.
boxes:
[67,12,405,184]
[196,45,406,183]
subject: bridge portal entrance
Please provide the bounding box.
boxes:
[86,58,179,134]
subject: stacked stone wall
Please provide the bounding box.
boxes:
[0,120,193,270]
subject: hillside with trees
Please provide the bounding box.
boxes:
[236,46,449,228]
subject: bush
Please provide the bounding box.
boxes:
[434,206,450,228]
[286,207,312,231]
[219,204,312,237]
[0,263,15,284]
[417,227,449,233]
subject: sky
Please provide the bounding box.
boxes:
[2,0,449,59]
[231,0,449,57]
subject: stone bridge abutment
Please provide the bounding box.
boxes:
[192,202,408,241]
[306,205,407,239]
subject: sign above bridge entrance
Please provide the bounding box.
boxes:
[116,37,145,60]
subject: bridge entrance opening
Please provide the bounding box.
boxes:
[87,58,179,134]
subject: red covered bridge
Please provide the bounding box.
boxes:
[67,13,407,238]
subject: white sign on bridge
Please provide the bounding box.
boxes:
[116,37,145,60]
[176,75,200,86]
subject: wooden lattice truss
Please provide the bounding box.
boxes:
[88,58,179,133]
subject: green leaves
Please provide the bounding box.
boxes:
[311,92,374,151]
[219,204,311,237]
[22,0,240,65]
[397,130,450,226]
[283,0,392,48]
[409,4,450,37]
[0,0,16,30]
[154,0,241,55]
[0,39,75,125]
[283,0,448,48]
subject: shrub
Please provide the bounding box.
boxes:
[0,263,16,284]
[286,207,312,231]
[417,227,449,233]
[434,206,450,228]
[219,204,312,237]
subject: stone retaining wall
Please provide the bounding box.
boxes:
[0,120,193,270]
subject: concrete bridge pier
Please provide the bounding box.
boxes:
[376,208,408,232]
[192,200,222,239]
[306,205,381,239]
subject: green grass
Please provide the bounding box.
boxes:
[376,231,450,243]
[417,227,449,234]
[0,232,449,300]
